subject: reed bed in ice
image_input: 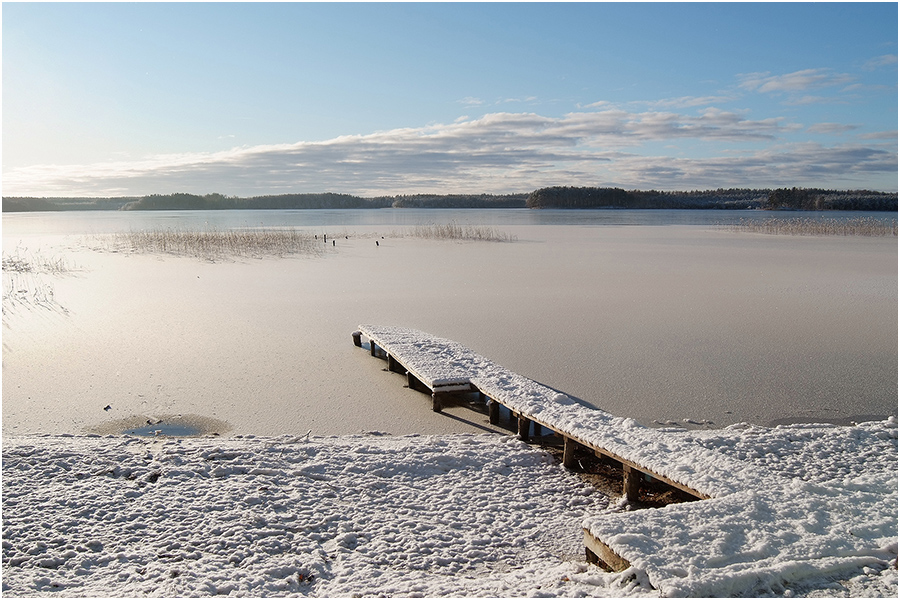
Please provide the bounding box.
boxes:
[407,222,517,242]
[726,216,897,237]
[2,249,73,320]
[2,248,73,275]
[104,227,323,260]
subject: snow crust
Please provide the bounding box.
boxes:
[2,426,896,598]
[3,433,627,597]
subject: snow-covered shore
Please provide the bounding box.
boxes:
[3,420,897,597]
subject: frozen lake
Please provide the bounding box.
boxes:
[2,209,897,437]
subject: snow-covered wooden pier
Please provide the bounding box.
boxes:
[352,326,897,590]
[353,325,765,501]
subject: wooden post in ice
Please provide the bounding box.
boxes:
[432,393,442,413]
[388,354,404,374]
[370,341,378,357]
[352,331,362,347]
[488,400,500,425]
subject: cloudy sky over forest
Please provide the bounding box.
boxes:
[3,2,897,197]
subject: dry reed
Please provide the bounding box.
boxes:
[2,249,73,274]
[726,217,897,237]
[105,227,323,260]
[407,223,517,242]
[2,249,73,321]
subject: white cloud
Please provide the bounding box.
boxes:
[3,109,894,197]
[807,123,858,135]
[863,54,898,71]
[739,69,855,94]
[858,130,898,141]
[637,95,737,109]
[609,143,898,190]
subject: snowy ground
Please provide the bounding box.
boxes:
[2,422,897,597]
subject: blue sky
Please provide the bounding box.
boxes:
[3,2,897,197]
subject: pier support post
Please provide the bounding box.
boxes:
[370,341,378,357]
[431,393,443,413]
[407,372,426,393]
[518,416,531,441]
[563,436,577,469]
[387,354,404,374]
[488,400,500,425]
[352,331,362,347]
[623,465,641,501]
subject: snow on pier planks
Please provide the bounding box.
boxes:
[354,325,777,501]
[353,325,898,593]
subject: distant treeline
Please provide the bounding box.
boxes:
[525,187,898,211]
[3,188,897,212]
[2,196,139,211]
[377,193,528,208]
[123,193,386,210]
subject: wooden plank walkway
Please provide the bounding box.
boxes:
[352,325,897,591]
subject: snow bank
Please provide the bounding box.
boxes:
[587,418,897,597]
[2,426,896,598]
[3,433,633,597]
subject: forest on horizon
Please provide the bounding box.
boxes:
[3,187,897,212]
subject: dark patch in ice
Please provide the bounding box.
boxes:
[89,414,231,437]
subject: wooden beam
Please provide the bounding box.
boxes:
[591,447,709,501]
[583,529,630,572]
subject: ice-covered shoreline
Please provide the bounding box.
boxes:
[3,419,896,597]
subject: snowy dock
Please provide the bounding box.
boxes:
[354,325,769,501]
[352,326,898,592]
